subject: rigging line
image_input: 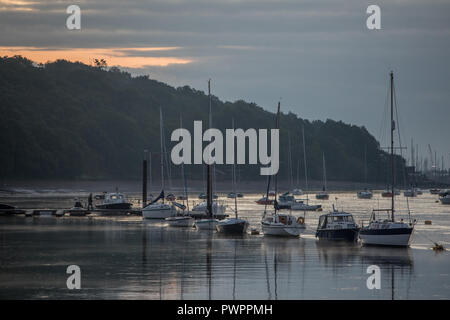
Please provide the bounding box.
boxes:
[378,82,390,147]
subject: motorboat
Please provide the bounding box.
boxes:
[430,188,441,194]
[261,213,306,237]
[315,208,360,242]
[227,192,237,198]
[166,193,176,201]
[357,189,373,199]
[440,193,450,205]
[96,192,132,210]
[292,188,303,196]
[277,192,295,209]
[65,199,88,216]
[256,196,273,205]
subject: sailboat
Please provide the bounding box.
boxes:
[357,146,373,199]
[290,126,322,211]
[315,153,329,200]
[261,102,306,237]
[142,107,177,219]
[217,120,249,234]
[195,80,219,230]
[165,115,195,227]
[292,160,303,195]
[359,71,415,247]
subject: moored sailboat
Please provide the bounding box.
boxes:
[359,72,415,247]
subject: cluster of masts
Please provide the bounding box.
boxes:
[135,73,424,246]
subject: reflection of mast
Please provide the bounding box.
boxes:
[206,234,212,300]
[232,240,237,300]
[391,266,395,300]
[274,250,278,300]
[264,249,271,300]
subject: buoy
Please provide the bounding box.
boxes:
[433,243,445,252]
[424,220,432,225]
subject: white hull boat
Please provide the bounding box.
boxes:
[261,214,306,237]
[195,218,219,230]
[165,215,195,227]
[357,191,373,199]
[142,203,176,219]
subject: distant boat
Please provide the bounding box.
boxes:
[316,153,329,200]
[359,72,415,247]
[66,199,88,216]
[166,193,176,201]
[255,196,274,205]
[166,115,195,228]
[357,189,373,199]
[96,192,132,210]
[403,188,417,197]
[0,203,25,215]
[430,188,441,194]
[357,146,373,199]
[292,188,303,196]
[440,194,450,205]
[316,208,360,242]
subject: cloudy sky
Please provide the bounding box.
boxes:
[1,0,449,168]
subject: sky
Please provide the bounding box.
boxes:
[1,0,449,169]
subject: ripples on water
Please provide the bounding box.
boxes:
[0,191,449,299]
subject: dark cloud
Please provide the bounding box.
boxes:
[0,0,449,163]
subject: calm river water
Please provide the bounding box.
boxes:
[0,190,449,299]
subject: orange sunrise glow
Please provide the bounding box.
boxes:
[0,46,193,68]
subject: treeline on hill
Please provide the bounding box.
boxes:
[0,56,406,184]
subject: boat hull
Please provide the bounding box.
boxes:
[261,223,305,237]
[216,219,248,234]
[195,219,218,230]
[166,216,195,227]
[96,203,132,210]
[316,228,360,242]
[359,228,413,246]
[142,207,176,219]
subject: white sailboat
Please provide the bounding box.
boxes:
[261,102,306,237]
[142,107,176,219]
[166,115,194,227]
[357,146,373,199]
[359,72,415,247]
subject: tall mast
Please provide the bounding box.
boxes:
[288,132,293,190]
[302,126,309,201]
[274,102,280,213]
[390,71,395,220]
[322,152,327,191]
[180,114,189,212]
[232,118,238,219]
[159,107,165,203]
[206,80,213,217]
[364,145,367,184]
